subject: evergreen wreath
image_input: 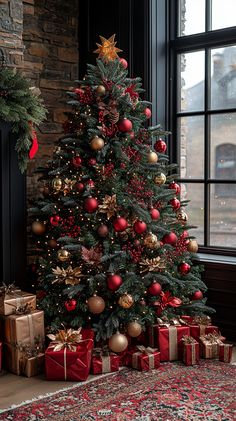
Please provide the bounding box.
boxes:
[0,67,47,173]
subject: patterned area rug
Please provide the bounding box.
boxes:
[0,360,236,420]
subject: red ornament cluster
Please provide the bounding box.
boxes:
[75,87,93,104]
[61,216,81,238]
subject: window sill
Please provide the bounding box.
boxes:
[195,253,236,265]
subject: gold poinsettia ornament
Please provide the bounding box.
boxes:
[48,328,82,351]
[63,178,76,196]
[139,257,166,273]
[98,194,118,219]
[52,266,84,285]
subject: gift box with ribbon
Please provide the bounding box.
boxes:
[199,332,224,358]
[0,284,36,316]
[91,348,119,374]
[181,315,219,342]
[182,335,200,366]
[219,343,233,363]
[4,340,44,376]
[4,310,44,345]
[45,328,94,381]
[127,346,160,371]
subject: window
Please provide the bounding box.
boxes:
[169,0,236,252]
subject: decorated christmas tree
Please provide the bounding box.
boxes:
[30,35,214,350]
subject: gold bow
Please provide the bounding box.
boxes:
[0,283,21,296]
[52,266,83,285]
[193,315,211,326]
[182,335,197,344]
[136,346,158,355]
[156,317,182,327]
[200,331,225,344]
[48,328,82,352]
[93,346,113,357]
[13,303,33,315]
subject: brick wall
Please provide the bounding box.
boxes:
[0,0,24,67]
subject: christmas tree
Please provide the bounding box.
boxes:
[30,35,214,347]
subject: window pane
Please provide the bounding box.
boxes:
[180,183,204,244]
[178,116,204,179]
[210,113,236,180]
[210,45,236,109]
[178,51,205,112]
[178,0,205,36]
[210,184,236,247]
[212,0,236,30]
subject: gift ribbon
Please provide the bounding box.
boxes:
[169,326,178,360]
[48,328,82,351]
[102,356,111,373]
[27,314,35,346]
[132,346,158,370]
[182,335,197,344]
[64,348,67,380]
[222,344,232,362]
[192,315,211,326]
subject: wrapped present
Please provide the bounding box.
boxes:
[219,343,233,363]
[4,310,44,345]
[127,346,160,371]
[45,328,93,381]
[0,284,36,316]
[182,335,199,366]
[181,315,219,341]
[4,341,44,376]
[148,323,190,361]
[199,332,224,358]
[91,348,119,374]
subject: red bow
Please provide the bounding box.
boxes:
[155,291,182,315]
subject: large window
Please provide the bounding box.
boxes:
[170,0,236,252]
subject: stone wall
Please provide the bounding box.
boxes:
[0,0,24,67]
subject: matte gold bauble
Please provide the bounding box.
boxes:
[187,239,198,253]
[90,136,105,151]
[52,178,63,191]
[48,239,58,249]
[143,232,160,249]
[118,293,134,309]
[127,321,142,337]
[96,85,106,95]
[57,249,70,262]
[87,295,105,314]
[154,173,166,185]
[177,210,188,224]
[148,151,158,164]
[108,332,128,353]
[31,221,46,235]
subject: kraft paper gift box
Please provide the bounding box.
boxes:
[219,343,233,363]
[148,324,190,361]
[4,310,44,345]
[127,346,160,371]
[199,332,223,358]
[182,335,200,366]
[0,286,36,316]
[4,342,44,377]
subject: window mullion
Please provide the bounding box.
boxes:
[204,47,211,246]
[206,0,212,32]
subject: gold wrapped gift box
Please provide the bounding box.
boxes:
[4,343,44,377]
[0,290,36,316]
[4,310,44,344]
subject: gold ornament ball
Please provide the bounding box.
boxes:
[87,295,105,314]
[154,173,166,185]
[57,249,70,262]
[52,178,63,191]
[48,239,58,249]
[108,332,128,353]
[96,85,106,95]
[143,232,160,249]
[31,221,46,235]
[177,210,188,224]
[90,136,105,151]
[118,293,134,309]
[187,239,198,253]
[127,321,142,337]
[148,151,158,164]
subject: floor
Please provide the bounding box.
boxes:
[0,349,235,412]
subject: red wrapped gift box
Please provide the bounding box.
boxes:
[189,325,219,342]
[182,336,199,366]
[148,324,190,361]
[45,339,93,381]
[219,344,233,363]
[91,352,119,374]
[127,346,160,371]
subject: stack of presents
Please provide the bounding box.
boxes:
[0,285,233,381]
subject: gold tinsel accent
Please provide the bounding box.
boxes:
[52,266,83,285]
[98,194,118,219]
[139,257,166,273]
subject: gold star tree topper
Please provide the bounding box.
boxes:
[94,35,122,62]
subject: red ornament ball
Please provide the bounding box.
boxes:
[113,216,128,232]
[50,215,61,226]
[107,274,123,291]
[64,299,77,312]
[86,179,95,189]
[97,224,109,237]
[144,108,152,119]
[133,220,147,234]
[118,118,133,132]
[170,198,181,211]
[169,181,181,195]
[129,131,135,140]
[119,58,128,69]
[148,282,162,296]
[191,290,203,300]
[162,232,178,245]
[84,197,98,213]
[72,156,82,167]
[154,139,167,153]
[150,208,160,220]
[88,158,97,166]
[178,262,191,275]
[75,182,85,192]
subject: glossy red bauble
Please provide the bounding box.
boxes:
[169,181,181,195]
[148,282,162,296]
[118,118,133,132]
[178,262,191,275]
[150,208,160,220]
[50,215,61,226]
[119,58,128,69]
[107,274,123,291]
[97,224,109,237]
[64,299,77,312]
[154,139,167,153]
[170,198,181,211]
[113,217,128,232]
[162,232,178,245]
[144,108,152,119]
[86,179,95,188]
[72,156,82,167]
[75,182,85,192]
[84,197,98,213]
[191,290,203,300]
[133,220,147,234]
